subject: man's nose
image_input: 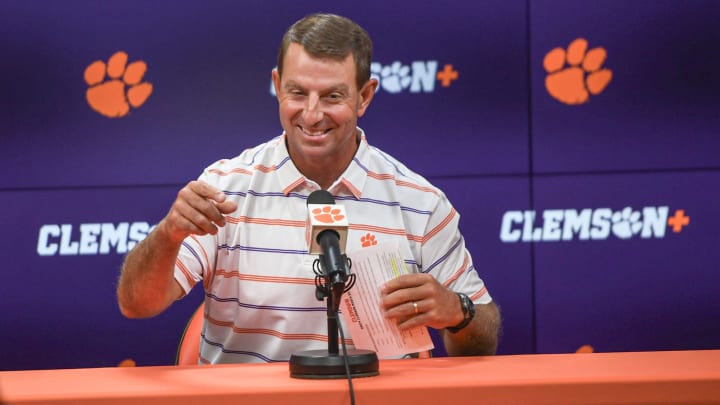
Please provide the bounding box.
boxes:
[302,94,323,124]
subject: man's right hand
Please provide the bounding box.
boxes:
[117,180,237,318]
[158,180,238,244]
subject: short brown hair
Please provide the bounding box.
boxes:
[277,13,373,90]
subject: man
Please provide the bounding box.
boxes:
[117,13,500,364]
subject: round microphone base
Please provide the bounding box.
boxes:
[289,349,379,379]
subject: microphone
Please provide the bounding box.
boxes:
[307,190,348,255]
[306,190,350,294]
[289,190,378,380]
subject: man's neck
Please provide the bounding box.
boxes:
[286,130,361,190]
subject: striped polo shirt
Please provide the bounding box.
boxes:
[174,129,492,364]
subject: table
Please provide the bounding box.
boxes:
[1,350,719,404]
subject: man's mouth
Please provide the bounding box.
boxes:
[299,126,331,137]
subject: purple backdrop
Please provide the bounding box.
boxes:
[1,0,719,371]
[533,171,720,353]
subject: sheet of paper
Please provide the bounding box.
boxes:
[340,241,434,358]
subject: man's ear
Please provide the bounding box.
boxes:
[271,68,281,99]
[357,78,378,117]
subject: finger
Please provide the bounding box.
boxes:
[382,273,429,294]
[160,202,214,243]
[381,278,436,310]
[381,287,417,311]
[394,301,429,330]
[169,210,212,236]
[383,299,411,319]
[173,196,221,235]
[210,195,239,226]
[396,314,426,331]
[215,199,238,215]
[207,199,237,228]
[179,186,231,229]
[188,181,237,224]
[188,180,223,201]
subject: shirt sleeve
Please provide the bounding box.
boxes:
[173,233,217,295]
[421,195,492,305]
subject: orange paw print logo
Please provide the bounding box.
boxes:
[544,38,612,105]
[360,233,377,248]
[84,51,153,118]
[312,206,345,224]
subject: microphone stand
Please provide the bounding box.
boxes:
[289,253,379,379]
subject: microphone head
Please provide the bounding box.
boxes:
[307,189,336,205]
[306,190,349,255]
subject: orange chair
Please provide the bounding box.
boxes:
[176,302,205,365]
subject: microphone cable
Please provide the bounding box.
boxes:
[336,315,356,405]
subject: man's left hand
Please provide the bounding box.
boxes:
[381,273,463,330]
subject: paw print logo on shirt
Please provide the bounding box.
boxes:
[544,38,613,105]
[84,51,153,118]
[312,206,345,224]
[361,233,377,248]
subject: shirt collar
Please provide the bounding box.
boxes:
[335,129,369,199]
[272,134,305,196]
[274,128,370,199]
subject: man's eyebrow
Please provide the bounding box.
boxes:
[327,84,350,93]
[283,80,303,90]
[283,81,350,93]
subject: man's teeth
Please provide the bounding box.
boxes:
[302,128,328,136]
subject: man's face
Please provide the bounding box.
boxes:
[272,43,376,181]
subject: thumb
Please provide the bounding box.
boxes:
[213,191,227,203]
[216,199,238,214]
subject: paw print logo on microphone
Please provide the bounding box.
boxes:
[544,38,612,105]
[84,51,153,118]
[312,206,345,224]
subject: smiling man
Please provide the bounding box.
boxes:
[117,13,500,364]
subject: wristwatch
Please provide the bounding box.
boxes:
[446,292,475,333]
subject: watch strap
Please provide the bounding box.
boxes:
[446,292,475,334]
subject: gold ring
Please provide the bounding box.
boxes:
[412,301,419,314]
